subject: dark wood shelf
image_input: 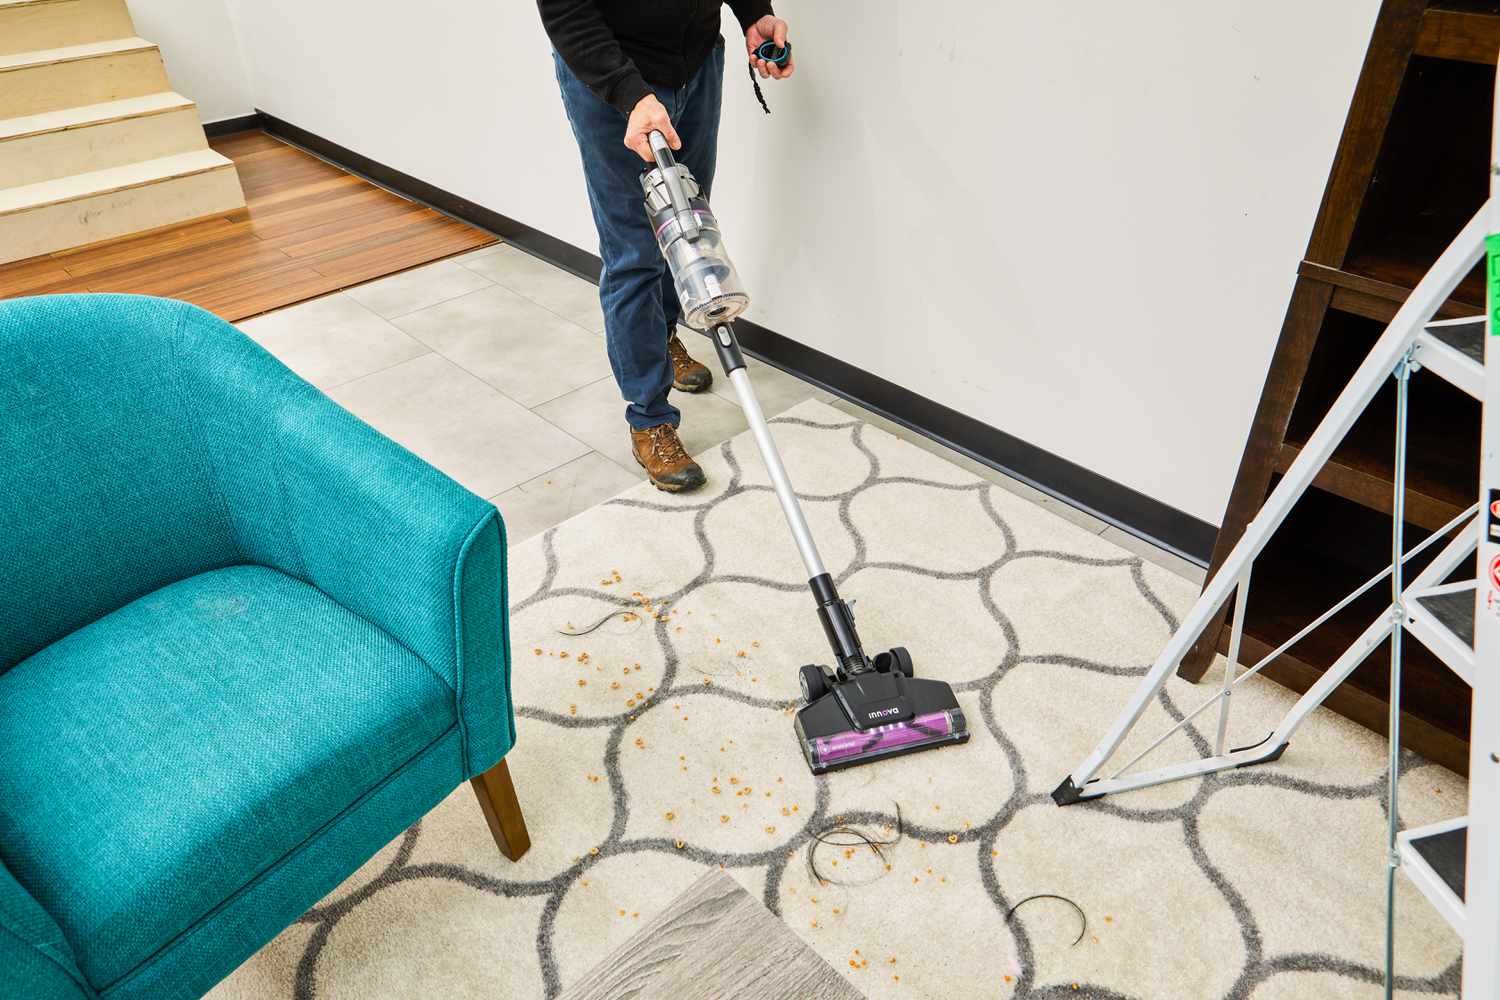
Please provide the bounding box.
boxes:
[1427,1,1500,10]
[1418,5,1500,64]
[1276,306,1480,528]
[1343,54,1493,272]
[1299,259,1483,322]
[1274,442,1473,530]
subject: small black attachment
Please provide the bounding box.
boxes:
[1051,776,1093,807]
[810,573,867,673]
[709,323,746,374]
[1228,731,1291,767]
[1005,894,1087,947]
[1237,741,1290,766]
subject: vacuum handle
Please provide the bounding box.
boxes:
[648,129,677,171]
[648,129,701,240]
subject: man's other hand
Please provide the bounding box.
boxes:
[746,16,794,79]
[625,94,680,163]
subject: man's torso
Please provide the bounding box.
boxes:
[596,0,725,87]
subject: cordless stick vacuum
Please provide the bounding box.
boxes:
[641,129,969,774]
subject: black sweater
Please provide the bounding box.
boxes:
[539,0,773,115]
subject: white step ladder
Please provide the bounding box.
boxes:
[1456,95,1499,1000]
[1054,56,1499,1000]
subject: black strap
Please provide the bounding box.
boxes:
[749,62,771,114]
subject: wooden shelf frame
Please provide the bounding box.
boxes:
[1418,4,1500,64]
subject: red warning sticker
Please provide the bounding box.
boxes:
[1491,554,1500,593]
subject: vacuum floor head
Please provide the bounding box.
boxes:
[794,650,969,773]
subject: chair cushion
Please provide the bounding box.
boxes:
[0,565,458,992]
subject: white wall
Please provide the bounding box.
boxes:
[224,0,1380,526]
[129,0,252,123]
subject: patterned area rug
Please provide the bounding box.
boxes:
[211,399,1464,1000]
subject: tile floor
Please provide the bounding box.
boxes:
[237,244,1207,586]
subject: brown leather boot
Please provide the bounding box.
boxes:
[630,423,707,492]
[668,333,713,393]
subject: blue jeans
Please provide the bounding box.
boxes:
[553,42,724,431]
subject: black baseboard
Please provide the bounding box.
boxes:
[254,110,1217,565]
[726,319,1219,564]
[203,113,266,139]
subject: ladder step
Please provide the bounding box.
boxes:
[1397,816,1467,936]
[1416,316,1486,401]
[1404,580,1477,684]
[1417,585,1477,647]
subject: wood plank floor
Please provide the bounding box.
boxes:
[557,870,863,1000]
[0,130,496,322]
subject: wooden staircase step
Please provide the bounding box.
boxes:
[0,90,190,141]
[0,148,232,214]
[0,149,245,263]
[0,37,167,118]
[0,0,134,57]
[0,92,203,188]
[0,34,149,70]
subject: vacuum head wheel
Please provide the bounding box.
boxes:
[798,663,828,703]
[872,646,914,677]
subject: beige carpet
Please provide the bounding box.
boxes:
[211,399,1464,1000]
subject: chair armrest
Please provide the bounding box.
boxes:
[174,303,515,775]
[272,380,515,775]
[0,862,93,999]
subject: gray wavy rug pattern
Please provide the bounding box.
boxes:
[211,399,1464,1000]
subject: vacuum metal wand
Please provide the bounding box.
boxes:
[709,323,867,673]
[710,325,826,579]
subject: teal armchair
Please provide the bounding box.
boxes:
[0,294,529,1000]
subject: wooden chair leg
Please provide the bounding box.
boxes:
[470,757,531,861]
